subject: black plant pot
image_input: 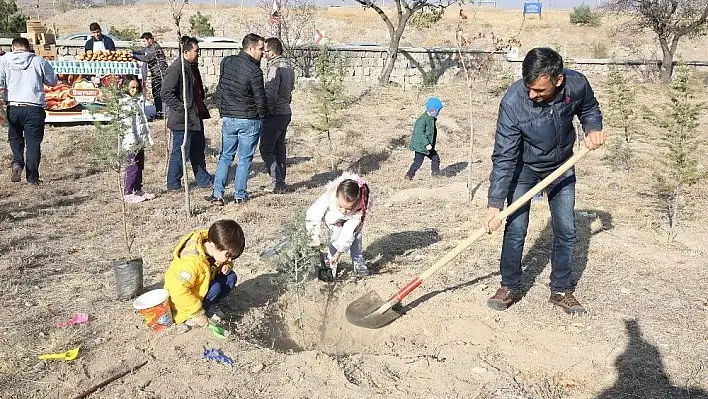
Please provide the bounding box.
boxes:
[112,257,144,300]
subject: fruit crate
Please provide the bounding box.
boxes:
[48,60,142,77]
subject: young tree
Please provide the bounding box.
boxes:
[650,66,706,238]
[311,47,346,171]
[189,11,215,37]
[0,0,26,37]
[603,0,708,82]
[455,17,521,201]
[167,0,192,218]
[353,0,457,85]
[92,83,139,257]
[602,64,637,170]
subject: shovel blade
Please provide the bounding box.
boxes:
[345,290,403,329]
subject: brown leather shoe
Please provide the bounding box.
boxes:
[487,286,518,311]
[11,164,21,183]
[549,290,586,315]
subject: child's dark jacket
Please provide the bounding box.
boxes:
[409,113,437,155]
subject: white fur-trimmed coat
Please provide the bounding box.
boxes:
[120,95,153,151]
[305,172,367,253]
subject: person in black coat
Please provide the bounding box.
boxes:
[207,33,268,205]
[161,36,212,191]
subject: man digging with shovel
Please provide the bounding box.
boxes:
[484,48,607,315]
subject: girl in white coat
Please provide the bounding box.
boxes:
[305,172,371,277]
[122,76,154,203]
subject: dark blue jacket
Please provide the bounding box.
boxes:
[217,51,267,119]
[84,35,116,52]
[487,69,603,209]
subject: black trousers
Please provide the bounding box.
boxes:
[259,113,292,185]
[406,150,440,177]
[7,105,46,183]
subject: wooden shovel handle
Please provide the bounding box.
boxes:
[391,146,591,302]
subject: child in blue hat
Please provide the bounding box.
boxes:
[405,97,443,180]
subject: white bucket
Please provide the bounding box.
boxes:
[132,289,173,331]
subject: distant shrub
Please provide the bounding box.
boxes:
[189,11,215,37]
[592,41,609,58]
[108,26,139,41]
[570,4,601,26]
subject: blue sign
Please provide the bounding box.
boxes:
[523,2,543,16]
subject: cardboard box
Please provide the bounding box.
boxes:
[36,44,57,60]
[40,33,56,45]
[21,32,41,45]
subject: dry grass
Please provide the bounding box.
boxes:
[0,69,707,398]
[43,5,708,60]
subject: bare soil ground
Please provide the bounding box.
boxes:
[44,5,708,60]
[1,63,707,398]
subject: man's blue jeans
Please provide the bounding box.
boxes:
[7,105,46,183]
[212,117,262,200]
[500,165,576,293]
[166,129,212,190]
[203,271,237,311]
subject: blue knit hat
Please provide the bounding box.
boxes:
[425,97,443,114]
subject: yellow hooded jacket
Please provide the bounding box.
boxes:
[164,230,215,323]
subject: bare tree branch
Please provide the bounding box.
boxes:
[353,0,396,35]
[351,0,461,85]
[603,0,708,81]
[401,0,411,14]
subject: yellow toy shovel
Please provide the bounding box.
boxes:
[39,347,80,361]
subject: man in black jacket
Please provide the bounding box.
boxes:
[161,36,212,191]
[207,33,267,205]
[484,48,607,315]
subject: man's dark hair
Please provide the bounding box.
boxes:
[264,37,283,55]
[242,33,264,50]
[522,47,564,86]
[11,37,30,50]
[208,219,245,260]
[180,35,199,52]
[89,22,101,32]
[140,32,154,40]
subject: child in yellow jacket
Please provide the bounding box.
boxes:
[164,219,245,326]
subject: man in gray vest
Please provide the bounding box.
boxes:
[259,37,295,194]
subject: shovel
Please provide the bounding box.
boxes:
[346,147,591,329]
[207,323,228,339]
[39,346,80,361]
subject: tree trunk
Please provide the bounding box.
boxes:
[658,37,674,83]
[669,183,681,239]
[378,13,410,86]
[379,36,401,86]
[179,53,191,218]
[466,93,475,201]
[118,166,133,257]
[116,138,132,257]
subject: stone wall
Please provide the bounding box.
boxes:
[2,38,707,88]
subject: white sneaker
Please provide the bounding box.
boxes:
[143,192,155,200]
[123,194,144,204]
[134,190,155,200]
[354,263,369,276]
